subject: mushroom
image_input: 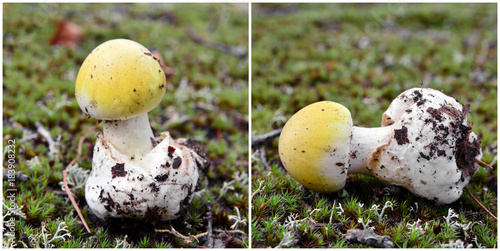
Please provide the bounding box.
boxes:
[279,88,483,204]
[75,39,208,221]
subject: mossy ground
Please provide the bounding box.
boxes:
[3,3,248,248]
[252,3,497,248]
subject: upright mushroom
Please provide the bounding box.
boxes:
[75,39,208,221]
[279,88,483,204]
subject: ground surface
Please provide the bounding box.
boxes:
[3,3,248,248]
[252,3,497,248]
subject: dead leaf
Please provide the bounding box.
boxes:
[150,49,176,79]
[49,20,83,49]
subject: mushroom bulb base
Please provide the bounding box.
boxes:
[85,132,209,222]
[370,88,482,204]
[279,88,482,204]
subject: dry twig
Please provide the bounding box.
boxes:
[155,226,208,244]
[464,187,497,221]
[476,158,493,170]
[63,124,99,234]
[155,226,247,247]
[252,128,282,147]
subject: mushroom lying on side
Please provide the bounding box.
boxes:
[75,39,208,222]
[279,88,483,204]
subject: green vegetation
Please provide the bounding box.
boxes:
[3,3,248,248]
[252,3,496,248]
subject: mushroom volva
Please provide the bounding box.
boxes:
[75,39,208,222]
[279,88,483,204]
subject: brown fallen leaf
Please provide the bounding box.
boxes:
[150,49,176,79]
[49,20,83,49]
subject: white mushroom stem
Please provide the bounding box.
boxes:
[103,113,155,158]
[348,126,394,175]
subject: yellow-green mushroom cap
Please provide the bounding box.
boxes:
[278,101,353,193]
[75,39,166,120]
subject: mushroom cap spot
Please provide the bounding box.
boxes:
[279,101,352,192]
[75,39,167,120]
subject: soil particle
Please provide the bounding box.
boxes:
[102,192,117,212]
[172,156,182,169]
[111,163,127,178]
[181,193,191,206]
[412,90,422,102]
[168,146,176,158]
[144,206,162,224]
[426,107,443,121]
[394,126,410,145]
[455,124,481,180]
[434,124,450,141]
[149,182,160,193]
[179,138,207,160]
[155,173,169,182]
[178,138,211,171]
[439,102,479,181]
[419,152,431,161]
[438,104,461,118]
[461,104,472,118]
[161,160,170,169]
[180,184,194,210]
[412,90,426,106]
[150,137,158,148]
[350,151,358,159]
